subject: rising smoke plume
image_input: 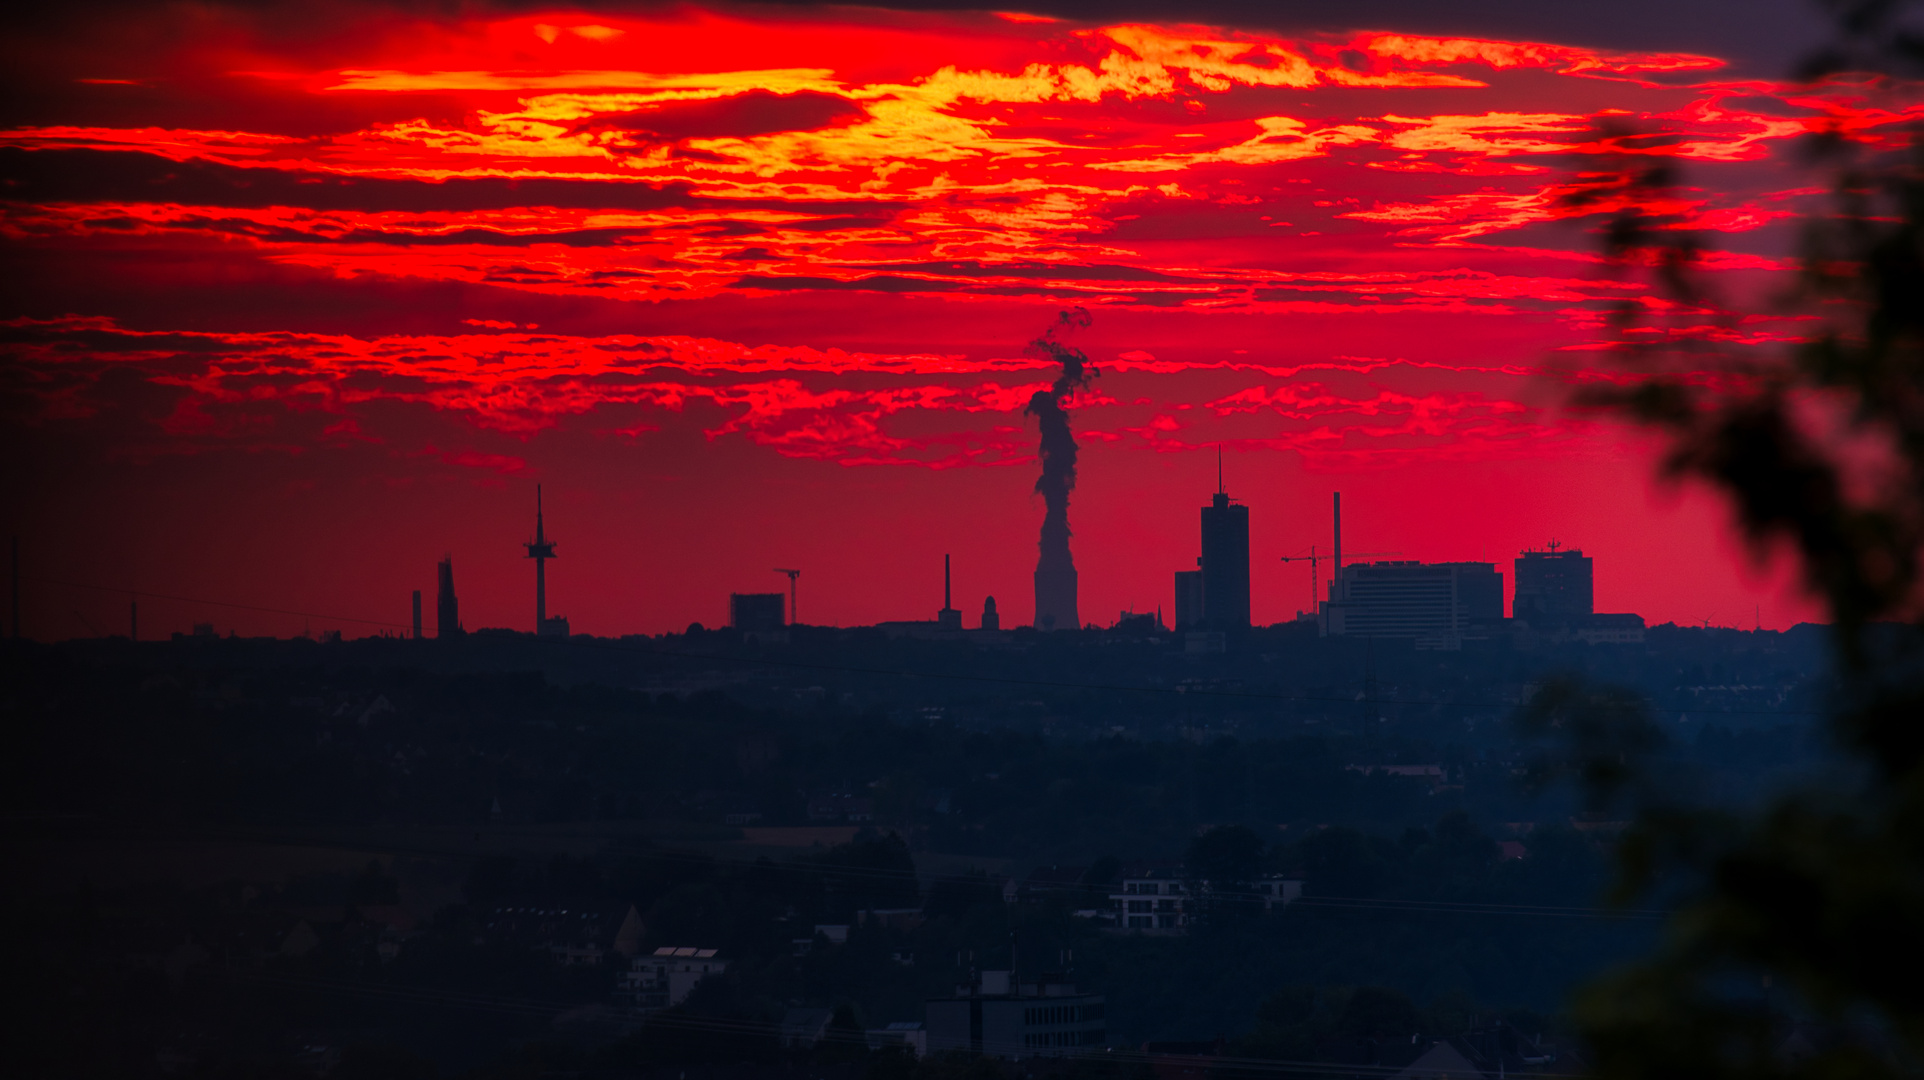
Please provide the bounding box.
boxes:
[1026,308,1096,630]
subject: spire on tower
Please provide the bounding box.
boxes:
[525,484,562,636]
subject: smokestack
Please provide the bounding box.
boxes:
[412,590,422,639]
[1026,309,1096,631]
[130,598,137,642]
[938,555,962,630]
[10,535,17,639]
[1332,492,1342,603]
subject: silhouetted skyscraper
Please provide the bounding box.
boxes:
[981,595,1000,631]
[436,555,462,638]
[1173,568,1202,629]
[1514,543,1594,620]
[412,590,422,639]
[525,485,564,637]
[1200,481,1250,629]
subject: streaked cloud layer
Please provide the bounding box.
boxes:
[3,3,1905,633]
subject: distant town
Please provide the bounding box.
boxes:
[396,481,1649,661]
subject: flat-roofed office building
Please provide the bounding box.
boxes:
[730,592,786,632]
[1323,561,1502,649]
[1515,545,1593,619]
[1200,492,1250,629]
[925,972,1105,1058]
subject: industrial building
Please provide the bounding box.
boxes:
[924,971,1105,1057]
[937,554,963,631]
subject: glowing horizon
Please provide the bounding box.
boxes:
[4,3,1905,637]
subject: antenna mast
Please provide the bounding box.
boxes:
[523,484,557,633]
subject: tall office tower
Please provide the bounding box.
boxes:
[436,556,463,638]
[937,554,963,630]
[981,596,1000,631]
[1200,490,1251,629]
[524,485,560,636]
[1514,543,1594,620]
[730,593,786,632]
[1173,568,1203,629]
[412,590,422,639]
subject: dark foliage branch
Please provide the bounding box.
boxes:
[1546,4,1924,1077]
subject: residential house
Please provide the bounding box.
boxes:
[617,946,728,1010]
[1109,866,1302,932]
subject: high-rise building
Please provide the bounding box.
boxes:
[1514,543,1594,620]
[730,593,785,632]
[981,596,1000,631]
[411,590,422,639]
[1173,568,1202,629]
[1325,561,1502,648]
[436,556,462,638]
[1200,491,1250,629]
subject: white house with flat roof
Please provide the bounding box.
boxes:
[617,946,727,1010]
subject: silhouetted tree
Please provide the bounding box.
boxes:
[1185,825,1267,922]
[1553,2,1924,1075]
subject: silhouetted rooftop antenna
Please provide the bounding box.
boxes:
[774,568,800,625]
[1217,445,1224,495]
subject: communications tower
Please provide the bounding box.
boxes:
[524,485,558,635]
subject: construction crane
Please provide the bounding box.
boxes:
[1280,546,1400,610]
[773,568,800,626]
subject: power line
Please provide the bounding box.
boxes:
[242,972,1571,1078]
[36,820,1668,922]
[28,575,1829,720]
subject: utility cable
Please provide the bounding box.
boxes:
[239,972,1570,1078]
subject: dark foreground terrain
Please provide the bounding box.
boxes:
[0,623,1832,1078]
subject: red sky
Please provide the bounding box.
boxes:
[3,1,1910,638]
